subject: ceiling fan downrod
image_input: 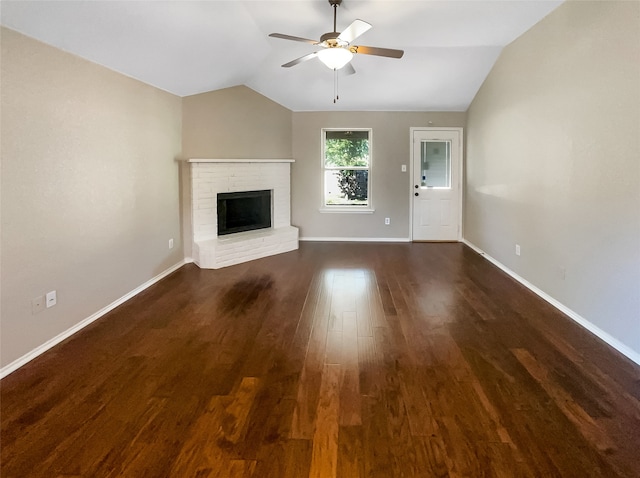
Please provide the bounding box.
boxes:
[329,0,342,33]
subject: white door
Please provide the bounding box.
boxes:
[411,128,462,241]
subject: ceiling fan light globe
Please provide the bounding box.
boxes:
[317,48,353,70]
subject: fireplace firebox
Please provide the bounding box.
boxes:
[217,190,272,236]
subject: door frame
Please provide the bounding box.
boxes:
[409,127,464,242]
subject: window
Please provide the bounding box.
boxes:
[322,128,372,211]
[420,141,451,188]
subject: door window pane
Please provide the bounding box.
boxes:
[420,140,451,188]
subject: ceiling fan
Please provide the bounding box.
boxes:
[269,0,404,73]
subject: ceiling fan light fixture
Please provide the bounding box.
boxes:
[317,47,353,70]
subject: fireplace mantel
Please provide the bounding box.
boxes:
[187,158,295,163]
[189,159,298,269]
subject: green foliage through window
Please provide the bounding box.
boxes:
[325,136,369,168]
[323,129,371,207]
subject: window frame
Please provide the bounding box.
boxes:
[320,127,375,213]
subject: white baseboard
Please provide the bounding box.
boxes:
[299,237,411,243]
[462,239,640,366]
[0,259,188,379]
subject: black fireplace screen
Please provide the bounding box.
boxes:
[217,190,272,236]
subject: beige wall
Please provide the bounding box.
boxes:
[182,85,292,160]
[1,28,183,368]
[465,1,640,355]
[292,112,466,239]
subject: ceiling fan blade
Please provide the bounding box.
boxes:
[343,63,356,76]
[337,19,372,44]
[282,52,318,68]
[350,45,404,59]
[269,33,318,45]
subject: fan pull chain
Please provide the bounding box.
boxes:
[333,68,339,103]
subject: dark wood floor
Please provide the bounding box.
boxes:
[2,242,639,477]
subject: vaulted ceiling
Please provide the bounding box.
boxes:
[1,0,562,111]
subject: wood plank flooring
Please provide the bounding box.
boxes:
[2,242,639,477]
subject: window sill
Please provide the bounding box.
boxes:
[319,207,375,214]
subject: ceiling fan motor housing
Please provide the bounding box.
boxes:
[320,32,347,48]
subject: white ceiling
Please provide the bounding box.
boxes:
[0,0,562,111]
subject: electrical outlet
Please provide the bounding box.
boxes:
[401,164,407,172]
[515,244,521,256]
[46,290,57,308]
[169,238,174,249]
[384,217,390,225]
[32,296,45,314]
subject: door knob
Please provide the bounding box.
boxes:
[414,192,419,196]
[414,185,419,189]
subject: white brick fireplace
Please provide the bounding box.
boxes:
[189,159,299,269]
